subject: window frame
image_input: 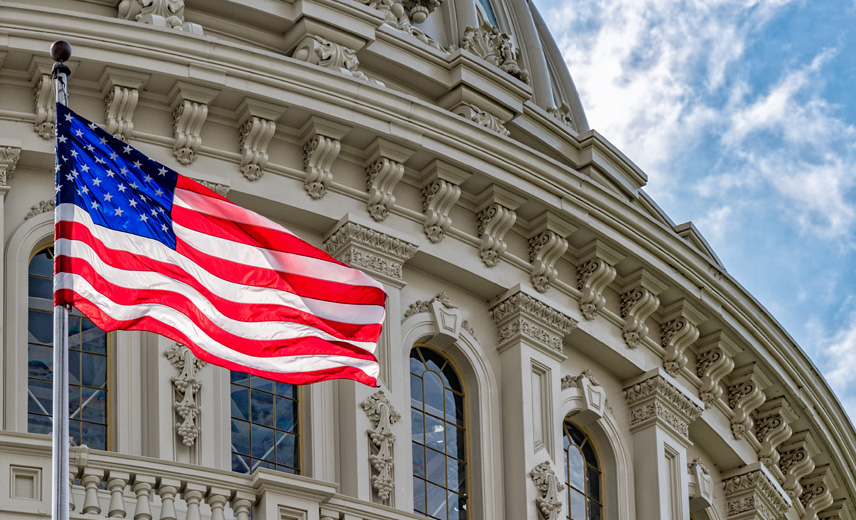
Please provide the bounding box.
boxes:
[563,420,604,520]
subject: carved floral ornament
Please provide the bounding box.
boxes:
[324,220,418,285]
[489,291,576,357]
[405,292,477,340]
[460,21,530,84]
[356,0,444,50]
[623,374,703,441]
[722,466,791,520]
[530,462,564,520]
[165,343,206,447]
[361,391,401,503]
[118,0,203,34]
[0,146,21,187]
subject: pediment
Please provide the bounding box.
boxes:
[674,221,724,268]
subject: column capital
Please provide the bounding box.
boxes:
[0,144,21,196]
[722,462,791,520]
[622,370,703,444]
[489,285,577,360]
[324,215,418,288]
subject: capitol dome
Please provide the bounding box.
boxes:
[0,0,853,520]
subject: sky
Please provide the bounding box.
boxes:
[530,0,856,421]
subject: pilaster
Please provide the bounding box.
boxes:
[527,211,576,293]
[419,160,471,243]
[722,462,792,520]
[474,184,526,267]
[363,138,414,221]
[660,299,706,377]
[575,239,622,320]
[489,286,576,520]
[300,116,350,199]
[619,267,668,348]
[623,369,704,520]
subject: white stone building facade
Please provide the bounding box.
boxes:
[0,1,854,519]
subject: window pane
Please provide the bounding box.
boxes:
[275,382,295,399]
[275,432,298,468]
[82,422,107,450]
[587,467,601,502]
[447,458,465,493]
[588,503,602,520]
[232,453,251,474]
[413,445,426,478]
[426,482,447,520]
[28,379,52,415]
[81,388,107,423]
[412,409,425,445]
[231,419,250,455]
[570,489,586,520]
[231,371,249,386]
[28,413,52,435]
[251,424,275,461]
[567,422,586,447]
[275,396,297,432]
[81,353,107,388]
[446,424,465,461]
[68,350,81,386]
[231,386,249,421]
[425,415,445,452]
[424,372,445,418]
[445,390,464,425]
[567,447,585,491]
[448,492,467,520]
[28,275,53,301]
[250,389,275,427]
[412,374,424,407]
[250,375,274,393]
[426,448,446,486]
[413,477,426,513]
[28,344,53,379]
[29,250,53,276]
[28,309,53,344]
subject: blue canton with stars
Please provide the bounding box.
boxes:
[56,103,179,249]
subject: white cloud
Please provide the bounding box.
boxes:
[809,308,856,421]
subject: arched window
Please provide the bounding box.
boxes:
[27,247,109,449]
[475,0,498,27]
[410,345,467,520]
[563,421,602,520]
[229,371,299,474]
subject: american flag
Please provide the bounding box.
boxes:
[53,103,386,386]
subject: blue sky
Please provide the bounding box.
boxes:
[531,0,856,420]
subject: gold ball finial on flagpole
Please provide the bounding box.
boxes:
[50,40,72,63]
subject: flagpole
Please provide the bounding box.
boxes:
[50,39,72,520]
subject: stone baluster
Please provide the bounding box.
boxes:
[232,491,255,520]
[207,487,230,520]
[68,465,78,512]
[107,471,130,518]
[132,476,156,520]
[158,479,181,520]
[183,483,206,520]
[81,468,105,515]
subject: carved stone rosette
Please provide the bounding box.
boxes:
[696,332,737,407]
[489,289,577,359]
[461,21,529,84]
[165,343,206,447]
[324,219,418,287]
[361,391,401,503]
[530,462,564,520]
[117,0,203,34]
[0,146,21,188]
[778,431,818,500]
[727,364,767,440]
[753,397,795,471]
[452,103,510,136]
[623,373,703,444]
[722,463,791,520]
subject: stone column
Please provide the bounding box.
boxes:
[489,285,577,520]
[324,215,417,503]
[0,143,20,419]
[623,369,703,520]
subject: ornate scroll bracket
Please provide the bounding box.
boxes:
[236,99,284,181]
[361,391,401,504]
[754,397,796,473]
[461,21,529,84]
[475,185,525,267]
[696,331,739,407]
[546,103,577,131]
[778,430,819,500]
[530,462,564,520]
[619,268,667,348]
[489,287,577,360]
[528,211,576,293]
[688,459,714,513]
[452,103,510,136]
[660,299,705,377]
[168,82,218,165]
[117,0,203,34]
[0,146,21,190]
[99,68,150,142]
[405,292,477,345]
[324,216,418,288]
[364,138,414,221]
[28,57,58,140]
[722,462,792,520]
[420,160,470,243]
[165,343,206,447]
[576,240,622,320]
[727,364,769,440]
[799,466,836,520]
[623,371,703,445]
[300,117,350,200]
[292,35,380,85]
[561,370,606,426]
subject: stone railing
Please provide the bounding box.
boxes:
[0,432,423,520]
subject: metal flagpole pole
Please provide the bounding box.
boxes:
[50,40,72,520]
